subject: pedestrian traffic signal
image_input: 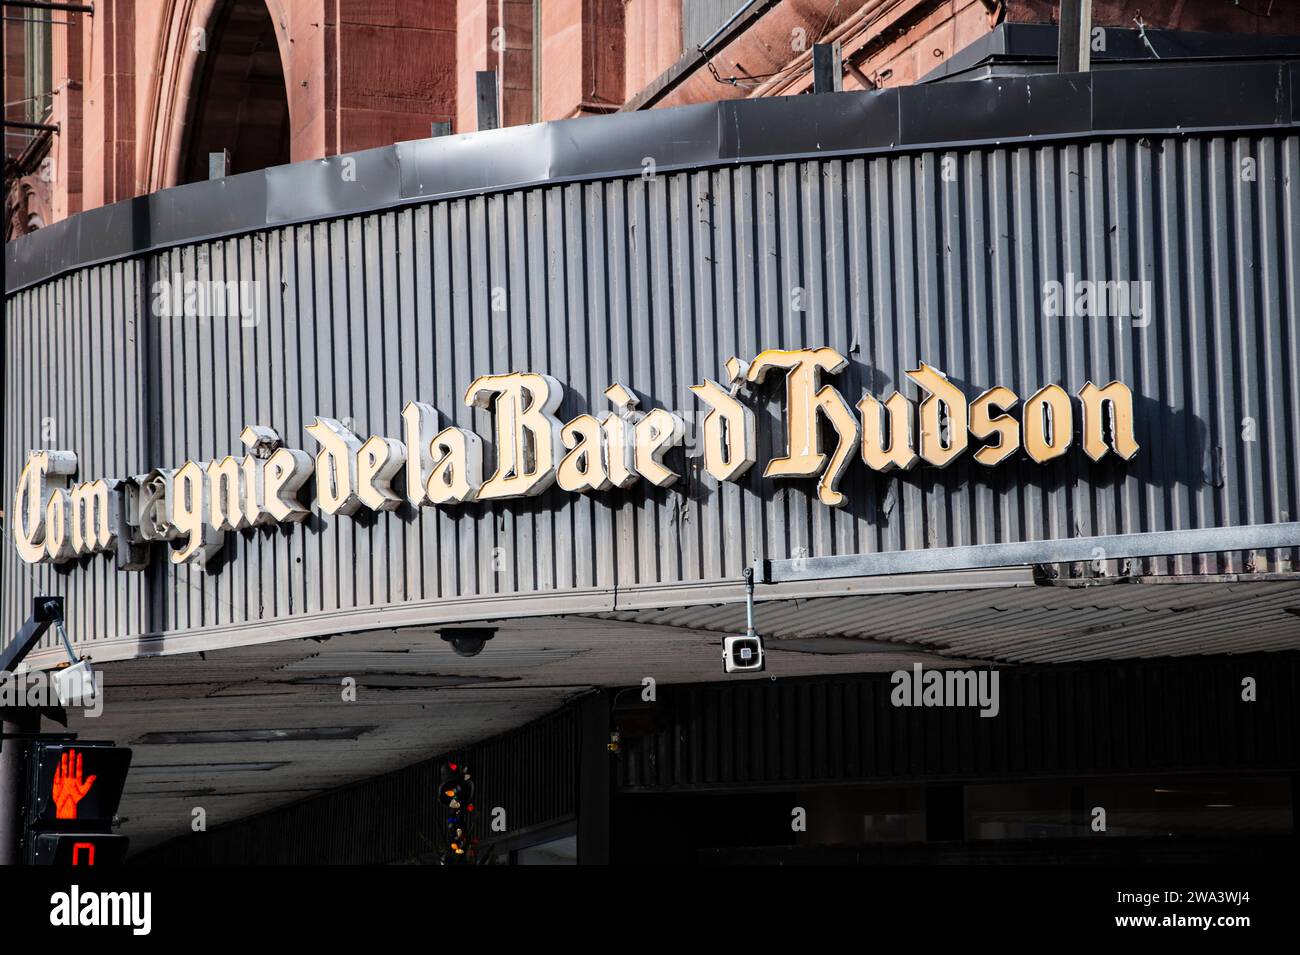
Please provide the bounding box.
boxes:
[25,741,132,865]
[28,742,131,826]
[30,833,130,866]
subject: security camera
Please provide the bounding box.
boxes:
[445,635,487,657]
[52,659,99,708]
[438,627,496,658]
[722,634,764,674]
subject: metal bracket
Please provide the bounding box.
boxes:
[0,596,64,676]
[742,567,756,638]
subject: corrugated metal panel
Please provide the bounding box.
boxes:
[5,133,1300,655]
[615,654,1300,791]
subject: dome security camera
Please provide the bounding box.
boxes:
[438,627,496,658]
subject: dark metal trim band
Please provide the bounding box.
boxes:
[757,522,1300,583]
[6,59,1299,295]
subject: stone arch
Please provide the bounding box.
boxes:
[176,0,292,183]
[141,0,296,191]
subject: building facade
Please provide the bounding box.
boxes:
[7,1,1299,238]
[3,4,1300,864]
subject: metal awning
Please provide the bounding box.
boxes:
[598,577,1300,664]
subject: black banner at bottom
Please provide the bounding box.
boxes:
[0,863,1284,941]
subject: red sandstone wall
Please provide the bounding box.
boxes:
[540,0,625,121]
[623,0,682,100]
[335,0,457,152]
[1010,0,1300,33]
[9,0,1300,237]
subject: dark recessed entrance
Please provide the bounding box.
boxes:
[180,0,290,183]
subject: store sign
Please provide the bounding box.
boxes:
[12,348,1138,572]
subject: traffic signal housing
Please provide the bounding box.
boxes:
[25,741,132,866]
[30,833,130,866]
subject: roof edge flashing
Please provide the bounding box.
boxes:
[6,59,1299,295]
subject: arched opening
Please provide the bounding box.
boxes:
[179,0,289,184]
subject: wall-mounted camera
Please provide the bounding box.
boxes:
[438,627,496,658]
[52,659,99,708]
[723,567,765,674]
[722,634,765,673]
[52,618,99,708]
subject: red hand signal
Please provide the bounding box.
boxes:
[52,750,97,820]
